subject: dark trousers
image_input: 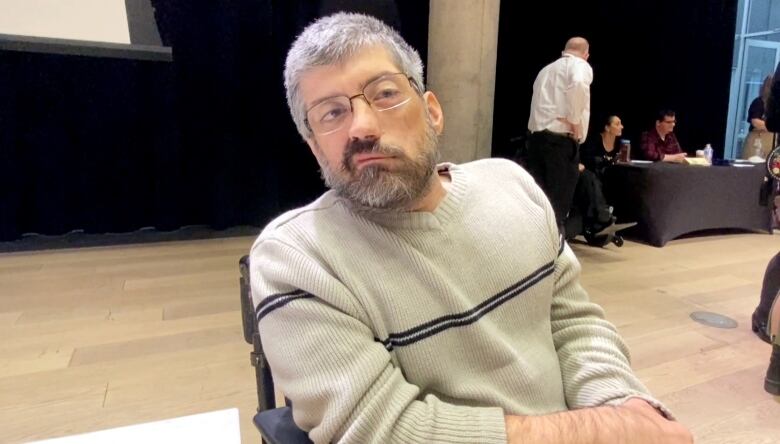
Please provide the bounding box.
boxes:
[573,169,612,230]
[755,252,780,320]
[526,130,580,228]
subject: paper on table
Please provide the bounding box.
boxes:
[27,408,241,444]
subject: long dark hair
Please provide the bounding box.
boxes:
[761,75,774,108]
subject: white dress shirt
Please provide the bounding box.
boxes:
[528,53,593,143]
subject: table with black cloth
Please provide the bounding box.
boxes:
[602,162,772,247]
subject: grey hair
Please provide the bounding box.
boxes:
[284,12,425,139]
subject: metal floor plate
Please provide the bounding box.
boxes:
[690,311,738,329]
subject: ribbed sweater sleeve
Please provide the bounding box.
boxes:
[251,238,508,444]
[548,234,673,417]
[520,166,672,417]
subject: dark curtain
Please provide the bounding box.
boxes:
[0,0,428,242]
[492,0,737,159]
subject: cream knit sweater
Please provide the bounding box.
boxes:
[250,158,663,444]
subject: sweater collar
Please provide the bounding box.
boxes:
[346,162,468,230]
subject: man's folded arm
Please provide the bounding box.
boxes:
[548,241,671,414]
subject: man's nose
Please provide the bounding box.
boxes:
[347,97,382,141]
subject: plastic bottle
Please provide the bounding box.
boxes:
[703,143,713,164]
[753,138,764,158]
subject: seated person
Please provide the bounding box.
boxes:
[741,75,775,160]
[250,12,692,444]
[582,114,622,176]
[640,110,687,163]
[572,115,624,235]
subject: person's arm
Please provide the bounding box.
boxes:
[550,240,668,411]
[748,98,768,131]
[565,62,592,142]
[251,238,507,444]
[751,118,768,131]
[500,183,693,444]
[661,153,687,163]
[543,239,690,442]
[639,131,663,161]
[504,399,692,444]
[661,134,686,163]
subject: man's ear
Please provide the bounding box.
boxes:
[423,91,444,135]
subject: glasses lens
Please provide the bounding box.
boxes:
[364,74,412,111]
[306,74,415,135]
[308,97,351,134]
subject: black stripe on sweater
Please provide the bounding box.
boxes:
[256,290,313,323]
[378,261,556,351]
[558,234,565,256]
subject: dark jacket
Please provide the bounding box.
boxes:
[766,61,780,132]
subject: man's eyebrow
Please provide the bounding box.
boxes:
[306,71,402,110]
[359,70,399,89]
[308,94,345,110]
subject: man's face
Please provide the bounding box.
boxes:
[656,115,676,136]
[297,45,444,210]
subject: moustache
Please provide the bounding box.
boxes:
[341,138,404,172]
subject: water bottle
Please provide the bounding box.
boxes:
[703,143,713,164]
[753,138,764,158]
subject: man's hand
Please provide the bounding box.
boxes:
[620,399,693,443]
[571,123,583,142]
[578,163,585,173]
[505,399,693,444]
[662,152,687,163]
[556,117,583,141]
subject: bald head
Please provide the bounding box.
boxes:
[564,37,589,60]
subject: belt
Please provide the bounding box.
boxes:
[533,129,577,140]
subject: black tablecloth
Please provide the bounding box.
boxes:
[602,162,772,247]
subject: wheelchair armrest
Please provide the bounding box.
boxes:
[254,407,312,444]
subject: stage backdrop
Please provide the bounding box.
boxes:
[0,0,428,241]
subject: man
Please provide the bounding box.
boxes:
[639,110,687,163]
[527,37,593,233]
[251,13,692,443]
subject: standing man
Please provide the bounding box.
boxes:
[639,110,687,163]
[527,37,593,235]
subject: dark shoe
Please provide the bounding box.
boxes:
[753,311,771,344]
[765,344,780,395]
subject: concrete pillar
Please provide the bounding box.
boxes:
[427,0,500,163]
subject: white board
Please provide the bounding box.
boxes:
[0,0,130,44]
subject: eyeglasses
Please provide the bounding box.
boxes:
[305,73,420,136]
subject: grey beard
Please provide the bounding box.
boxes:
[319,122,439,211]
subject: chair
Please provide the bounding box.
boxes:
[239,255,312,444]
[508,134,529,168]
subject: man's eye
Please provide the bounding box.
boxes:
[373,88,400,102]
[319,106,348,123]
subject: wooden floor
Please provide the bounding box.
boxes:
[0,233,778,443]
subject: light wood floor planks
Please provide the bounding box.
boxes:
[0,233,778,443]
